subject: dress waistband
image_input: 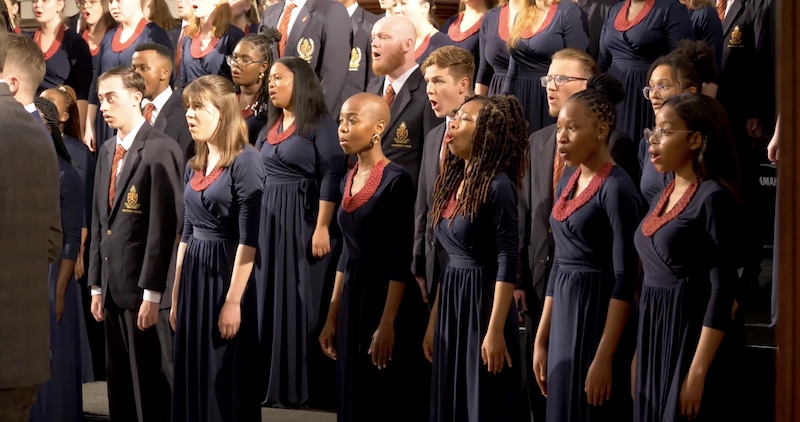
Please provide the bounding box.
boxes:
[447,255,491,268]
[191,227,235,241]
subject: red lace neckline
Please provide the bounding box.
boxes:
[614,0,655,32]
[190,33,221,58]
[191,167,224,191]
[111,18,147,53]
[498,4,511,42]
[641,179,700,237]
[442,190,458,219]
[414,34,432,61]
[266,116,296,145]
[519,2,558,40]
[551,161,614,222]
[82,29,101,56]
[341,159,387,212]
[34,24,65,60]
[447,12,483,42]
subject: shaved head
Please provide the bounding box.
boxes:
[343,92,390,124]
[375,15,416,44]
[371,16,417,79]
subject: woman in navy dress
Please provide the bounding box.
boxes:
[532,74,640,422]
[502,0,589,134]
[81,0,116,77]
[30,0,92,131]
[84,0,171,151]
[634,93,740,422]
[598,0,693,150]
[639,40,715,206]
[424,95,527,422]
[318,93,430,422]
[177,0,244,86]
[231,29,280,145]
[29,97,85,422]
[396,0,454,64]
[441,0,492,80]
[229,0,260,35]
[171,75,265,422]
[475,0,516,95]
[256,57,346,408]
[681,0,722,77]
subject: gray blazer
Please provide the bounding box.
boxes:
[0,83,62,388]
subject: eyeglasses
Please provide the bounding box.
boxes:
[539,75,588,88]
[642,84,677,100]
[82,0,100,7]
[225,55,266,68]
[644,127,695,145]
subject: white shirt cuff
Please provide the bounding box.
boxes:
[143,289,162,304]
[90,286,102,296]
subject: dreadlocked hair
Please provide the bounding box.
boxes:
[34,96,75,166]
[235,26,280,117]
[431,94,529,227]
[566,73,625,136]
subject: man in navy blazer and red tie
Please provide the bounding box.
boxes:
[88,67,183,422]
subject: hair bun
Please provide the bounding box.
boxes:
[258,25,282,43]
[586,73,625,105]
[670,39,716,84]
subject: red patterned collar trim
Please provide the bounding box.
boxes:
[447,12,483,42]
[551,160,613,221]
[442,189,458,219]
[266,116,296,145]
[614,0,655,32]
[498,4,510,42]
[190,33,221,59]
[641,179,700,237]
[414,34,432,61]
[191,167,224,191]
[82,29,101,56]
[34,24,65,61]
[519,2,558,40]
[111,18,147,53]
[341,159,387,212]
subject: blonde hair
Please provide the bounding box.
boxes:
[147,0,177,30]
[182,75,248,171]
[187,0,232,39]
[245,0,259,23]
[508,0,559,48]
[421,45,476,87]
[79,0,117,33]
[551,48,598,77]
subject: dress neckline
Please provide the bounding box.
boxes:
[111,18,147,53]
[191,167,224,191]
[614,0,656,32]
[641,179,700,237]
[341,160,388,212]
[34,24,65,60]
[551,160,614,222]
[447,12,483,42]
[265,115,296,145]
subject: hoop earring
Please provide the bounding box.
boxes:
[371,133,380,144]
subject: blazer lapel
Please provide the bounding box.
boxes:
[110,126,146,218]
[154,91,178,132]
[723,0,743,36]
[388,69,420,130]
[265,2,283,27]
[367,76,384,96]
[352,7,363,38]
[287,1,312,55]
[100,142,114,218]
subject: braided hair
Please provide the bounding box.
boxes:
[235,26,281,118]
[566,73,625,137]
[51,85,82,140]
[34,96,74,165]
[431,95,529,227]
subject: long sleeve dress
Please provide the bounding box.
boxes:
[177,25,244,87]
[335,161,429,422]
[546,162,640,422]
[502,0,589,135]
[33,25,93,101]
[29,157,85,422]
[475,5,511,95]
[255,115,346,408]
[415,31,456,65]
[634,180,739,422]
[431,172,522,422]
[688,6,723,74]
[442,12,483,82]
[172,148,265,422]
[598,0,693,146]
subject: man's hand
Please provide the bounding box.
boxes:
[137,300,159,331]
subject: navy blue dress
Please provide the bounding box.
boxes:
[634,181,738,422]
[598,0,694,148]
[64,134,96,229]
[335,162,429,422]
[415,31,456,65]
[255,116,346,407]
[688,6,723,74]
[89,20,172,148]
[441,12,482,80]
[476,6,511,95]
[33,27,93,101]
[29,157,84,422]
[244,113,267,146]
[638,135,673,207]
[502,1,589,135]
[431,173,521,422]
[172,148,265,422]
[546,165,640,422]
[177,25,244,87]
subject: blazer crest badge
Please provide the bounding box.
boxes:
[729,25,743,47]
[349,47,362,71]
[392,122,411,149]
[123,185,143,214]
[298,37,314,62]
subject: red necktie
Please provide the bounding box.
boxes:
[109,144,126,209]
[552,148,565,199]
[143,103,156,125]
[384,83,395,107]
[716,0,726,21]
[277,3,297,57]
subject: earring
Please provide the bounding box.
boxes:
[259,73,265,80]
[371,133,380,144]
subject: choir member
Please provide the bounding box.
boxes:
[4,0,20,32]
[440,0,490,81]
[425,94,527,421]
[31,0,92,129]
[88,67,183,422]
[132,43,194,160]
[256,57,345,408]
[639,40,716,206]
[230,28,280,145]
[260,0,351,115]
[28,95,85,422]
[65,0,82,32]
[83,0,172,151]
[377,0,394,17]
[338,0,380,104]
[366,16,443,188]
[176,0,243,86]
[319,92,430,422]
[2,34,47,122]
[80,0,116,73]
[396,0,454,64]
[598,0,693,153]
[415,45,474,301]
[533,74,640,422]
[502,0,589,135]
[145,0,179,34]
[474,0,517,95]
[680,0,723,77]
[229,0,260,34]
[634,93,740,422]
[172,74,264,422]
[169,0,192,53]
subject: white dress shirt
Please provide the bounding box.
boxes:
[280,0,308,37]
[383,63,419,98]
[141,86,173,124]
[346,2,358,17]
[725,0,734,18]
